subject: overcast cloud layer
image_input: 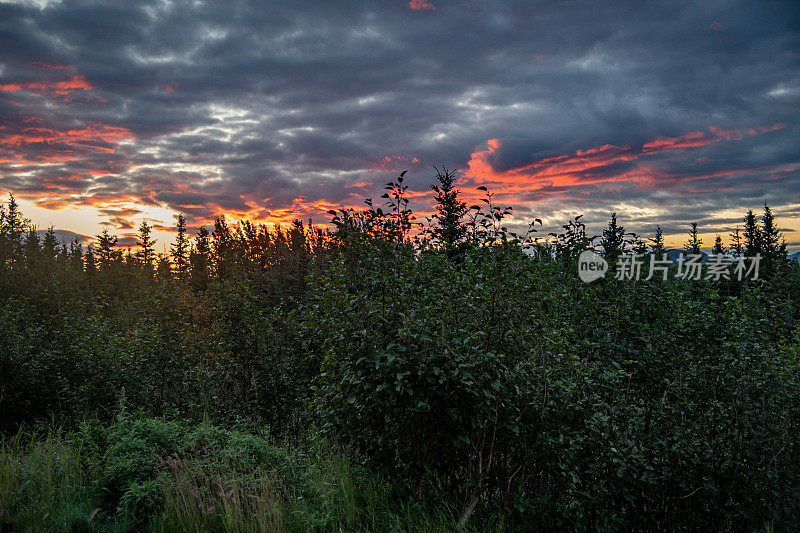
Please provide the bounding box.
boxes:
[1,0,799,246]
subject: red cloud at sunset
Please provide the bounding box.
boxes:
[0,75,93,98]
[408,0,435,11]
[462,123,790,204]
[0,123,133,151]
[641,127,740,152]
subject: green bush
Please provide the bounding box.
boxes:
[307,230,800,528]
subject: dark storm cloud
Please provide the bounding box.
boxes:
[0,0,798,241]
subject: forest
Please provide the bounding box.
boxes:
[2,169,800,531]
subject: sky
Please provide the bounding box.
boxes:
[1,0,798,251]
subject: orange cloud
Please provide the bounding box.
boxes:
[0,123,134,151]
[462,123,790,203]
[465,138,638,190]
[642,131,718,152]
[0,75,93,97]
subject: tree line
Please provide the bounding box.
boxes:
[0,167,791,288]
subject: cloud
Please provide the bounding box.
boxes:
[0,0,796,246]
[408,0,435,11]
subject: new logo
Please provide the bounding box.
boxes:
[578,250,608,282]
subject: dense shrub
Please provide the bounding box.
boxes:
[2,189,800,529]
[306,230,800,529]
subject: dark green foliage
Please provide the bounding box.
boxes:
[41,226,59,265]
[308,222,800,528]
[1,191,800,530]
[761,203,788,278]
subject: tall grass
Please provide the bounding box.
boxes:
[0,427,98,531]
[0,416,459,532]
[153,443,457,531]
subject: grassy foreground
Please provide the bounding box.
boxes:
[0,414,456,532]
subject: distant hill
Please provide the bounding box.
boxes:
[30,230,139,249]
[665,248,708,263]
[35,229,91,246]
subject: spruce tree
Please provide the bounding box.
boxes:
[190,226,211,291]
[601,212,625,261]
[23,226,41,270]
[68,238,84,273]
[136,220,156,273]
[84,244,96,276]
[41,226,59,264]
[430,166,468,258]
[760,203,787,277]
[760,203,785,259]
[730,226,743,257]
[212,216,233,278]
[712,235,725,255]
[684,223,703,255]
[650,225,665,255]
[96,229,119,270]
[170,213,189,280]
[743,210,761,256]
[4,194,25,269]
